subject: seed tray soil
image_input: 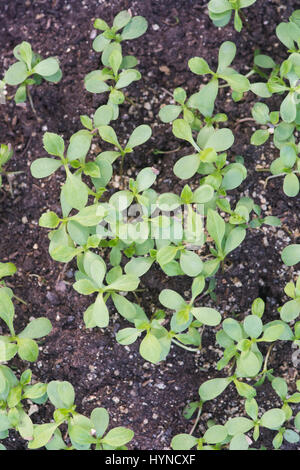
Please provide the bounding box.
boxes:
[0,0,299,450]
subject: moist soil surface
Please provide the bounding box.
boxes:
[0,0,300,450]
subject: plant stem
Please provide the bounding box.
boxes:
[189,405,202,436]
[171,338,201,353]
[27,86,38,118]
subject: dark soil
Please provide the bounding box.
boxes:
[0,0,299,450]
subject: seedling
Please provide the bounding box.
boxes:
[0,144,23,195]
[84,11,148,122]
[2,41,62,115]
[0,287,52,362]
[0,367,48,444]
[208,0,257,32]
[116,279,221,363]
[28,381,134,450]
[249,12,300,197]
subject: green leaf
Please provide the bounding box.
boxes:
[206,209,225,251]
[188,57,211,75]
[281,244,300,266]
[139,333,161,364]
[47,380,75,409]
[280,299,300,322]
[205,128,234,152]
[39,211,60,228]
[204,425,228,444]
[229,433,249,450]
[90,408,109,438]
[180,251,203,277]
[280,92,297,123]
[107,275,139,292]
[30,158,61,178]
[19,318,52,339]
[126,125,152,149]
[283,173,299,197]
[28,423,58,449]
[102,426,134,447]
[243,315,263,339]
[109,49,122,76]
[260,324,285,342]
[67,131,92,162]
[34,58,59,77]
[98,125,120,148]
[260,408,286,430]
[172,119,197,147]
[226,417,254,436]
[217,41,236,72]
[171,433,198,450]
[199,377,231,402]
[19,41,33,69]
[159,289,186,311]
[224,227,246,256]
[84,70,110,93]
[223,318,243,341]
[43,132,64,157]
[116,327,140,345]
[4,62,28,85]
[112,293,137,321]
[115,69,141,89]
[84,294,109,328]
[208,0,232,14]
[250,82,272,98]
[17,338,39,362]
[173,154,200,180]
[159,105,182,123]
[156,245,178,267]
[0,262,16,280]
[113,10,131,30]
[62,172,88,211]
[254,54,276,69]
[121,16,148,40]
[251,129,270,146]
[192,307,221,326]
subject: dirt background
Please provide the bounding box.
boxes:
[0,0,299,450]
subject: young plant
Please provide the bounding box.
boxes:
[2,41,62,114]
[0,367,48,445]
[207,0,257,32]
[188,41,250,111]
[249,12,300,197]
[0,286,52,363]
[84,11,148,123]
[28,380,134,450]
[116,278,221,363]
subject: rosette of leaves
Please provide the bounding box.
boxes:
[278,277,300,323]
[270,377,300,448]
[84,11,148,115]
[72,250,140,329]
[215,297,288,379]
[27,380,134,450]
[0,287,52,363]
[2,41,62,106]
[158,86,228,131]
[251,106,300,197]
[207,0,257,32]
[0,368,48,445]
[171,399,288,450]
[169,118,250,201]
[30,131,96,211]
[116,277,221,363]
[188,41,250,115]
